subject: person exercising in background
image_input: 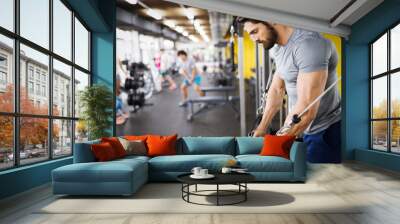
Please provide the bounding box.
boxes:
[177,50,204,107]
[237,17,341,163]
[159,49,177,91]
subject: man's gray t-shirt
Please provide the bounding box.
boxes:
[178,58,196,77]
[270,28,341,135]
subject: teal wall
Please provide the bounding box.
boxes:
[0,158,72,199]
[0,0,116,200]
[344,0,400,171]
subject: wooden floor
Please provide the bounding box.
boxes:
[1,162,400,224]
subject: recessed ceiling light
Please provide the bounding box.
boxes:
[125,0,138,5]
[183,7,194,20]
[146,9,162,20]
[175,26,184,33]
[164,21,176,28]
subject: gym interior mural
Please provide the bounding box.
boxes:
[115,0,343,144]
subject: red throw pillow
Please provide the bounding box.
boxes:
[101,137,126,158]
[260,134,296,159]
[91,142,117,161]
[146,134,178,157]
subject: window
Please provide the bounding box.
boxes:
[0,0,91,170]
[42,85,46,97]
[0,116,13,170]
[20,0,49,49]
[53,119,72,158]
[28,81,34,94]
[53,0,72,60]
[35,70,41,81]
[36,84,40,95]
[53,59,72,117]
[0,0,14,32]
[74,69,89,142]
[0,71,7,84]
[370,23,400,154]
[74,69,89,118]
[28,67,34,80]
[0,54,8,90]
[0,34,13,113]
[74,17,89,70]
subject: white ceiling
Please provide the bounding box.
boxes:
[226,0,352,23]
[165,0,384,37]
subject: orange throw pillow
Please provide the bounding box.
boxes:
[260,134,296,159]
[101,137,126,158]
[124,135,148,141]
[146,134,178,157]
[91,142,117,161]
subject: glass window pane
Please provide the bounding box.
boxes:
[74,18,89,70]
[372,76,387,119]
[391,24,400,70]
[0,116,14,170]
[372,33,387,76]
[75,120,88,143]
[53,0,72,60]
[0,35,14,112]
[391,72,400,118]
[20,117,49,165]
[0,0,14,31]
[53,119,72,158]
[74,69,89,118]
[20,0,49,49]
[391,120,400,153]
[372,121,388,151]
[53,59,72,117]
[20,44,49,115]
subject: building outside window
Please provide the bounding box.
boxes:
[28,81,34,94]
[370,23,400,154]
[41,85,46,97]
[35,69,40,81]
[0,0,91,170]
[35,83,40,95]
[28,66,34,80]
[0,54,7,90]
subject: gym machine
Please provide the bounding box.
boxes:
[124,62,154,112]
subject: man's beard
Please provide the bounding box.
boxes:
[259,23,278,50]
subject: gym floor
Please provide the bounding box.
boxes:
[116,74,256,137]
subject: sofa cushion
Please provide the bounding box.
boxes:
[236,155,293,172]
[115,155,150,163]
[260,135,296,159]
[149,154,235,172]
[101,137,127,158]
[235,137,263,155]
[91,142,118,162]
[52,159,147,183]
[147,134,178,157]
[180,137,235,155]
[124,135,148,142]
[73,139,100,163]
[118,138,147,156]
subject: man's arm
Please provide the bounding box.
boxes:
[253,73,286,137]
[278,69,328,136]
[179,68,190,80]
[190,66,197,83]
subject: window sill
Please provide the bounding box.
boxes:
[0,156,72,176]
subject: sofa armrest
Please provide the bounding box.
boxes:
[289,141,307,181]
[73,140,99,163]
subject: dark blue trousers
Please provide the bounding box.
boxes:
[303,121,341,163]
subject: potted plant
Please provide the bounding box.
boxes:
[79,84,113,140]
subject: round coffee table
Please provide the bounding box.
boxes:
[177,173,255,206]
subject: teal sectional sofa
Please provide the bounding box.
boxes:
[52,137,307,196]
